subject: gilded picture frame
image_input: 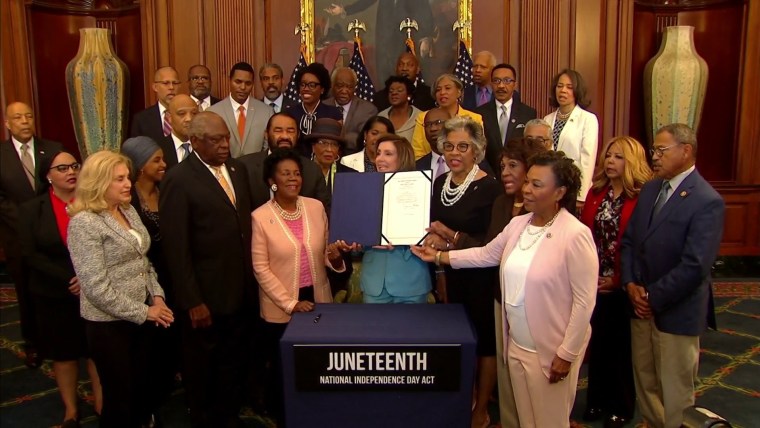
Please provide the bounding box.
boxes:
[299,0,472,86]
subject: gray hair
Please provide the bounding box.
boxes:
[656,123,698,156]
[258,63,284,78]
[525,118,553,137]
[431,73,464,98]
[188,111,221,139]
[474,51,497,68]
[330,66,357,85]
[436,116,487,164]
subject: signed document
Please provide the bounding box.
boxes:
[381,171,431,245]
[329,171,431,245]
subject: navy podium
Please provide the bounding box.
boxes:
[280,304,477,427]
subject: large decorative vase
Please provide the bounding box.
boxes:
[66,28,129,158]
[643,25,708,145]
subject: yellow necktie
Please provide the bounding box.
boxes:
[212,166,236,205]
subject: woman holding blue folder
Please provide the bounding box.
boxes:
[356,135,432,304]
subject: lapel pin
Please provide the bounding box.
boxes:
[680,191,688,197]
[546,232,552,239]
[269,219,274,224]
[230,166,235,172]
[511,118,515,123]
[40,150,46,155]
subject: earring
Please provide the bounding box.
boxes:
[271,184,278,192]
[48,178,53,184]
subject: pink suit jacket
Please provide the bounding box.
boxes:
[251,197,339,323]
[449,208,598,377]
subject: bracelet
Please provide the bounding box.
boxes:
[435,250,442,267]
[453,231,460,242]
[435,269,445,274]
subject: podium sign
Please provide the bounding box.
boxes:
[281,304,476,428]
[293,344,460,391]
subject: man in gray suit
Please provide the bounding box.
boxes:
[324,67,377,154]
[207,62,273,157]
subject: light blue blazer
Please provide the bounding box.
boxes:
[360,246,431,297]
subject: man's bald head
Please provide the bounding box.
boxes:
[152,67,180,107]
[5,102,36,143]
[168,94,198,141]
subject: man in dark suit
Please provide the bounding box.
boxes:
[161,94,199,169]
[324,67,378,154]
[130,66,180,142]
[160,111,255,428]
[373,52,436,112]
[239,112,330,211]
[462,51,496,111]
[258,63,296,114]
[475,63,538,172]
[1,101,63,368]
[188,64,221,112]
[622,123,725,428]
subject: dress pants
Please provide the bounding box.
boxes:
[494,301,520,428]
[4,243,37,346]
[586,291,636,418]
[507,338,585,428]
[86,320,152,428]
[631,318,700,428]
[182,311,246,428]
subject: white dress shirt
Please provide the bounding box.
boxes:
[663,165,696,204]
[194,152,236,200]
[191,95,213,112]
[264,94,284,113]
[171,133,192,161]
[230,97,250,123]
[337,99,352,122]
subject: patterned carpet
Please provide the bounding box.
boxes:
[1,283,758,428]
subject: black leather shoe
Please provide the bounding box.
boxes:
[604,414,630,428]
[61,419,80,428]
[583,407,604,421]
[24,347,42,369]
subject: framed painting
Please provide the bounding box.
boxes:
[300,0,472,87]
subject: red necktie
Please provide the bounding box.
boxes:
[237,105,246,141]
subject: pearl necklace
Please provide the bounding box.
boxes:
[518,211,560,250]
[556,108,572,120]
[273,198,302,221]
[440,165,480,207]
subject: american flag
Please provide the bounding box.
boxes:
[285,47,308,105]
[348,40,375,102]
[453,40,474,89]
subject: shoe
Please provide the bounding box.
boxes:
[24,346,42,369]
[604,415,630,428]
[583,407,604,421]
[61,419,80,428]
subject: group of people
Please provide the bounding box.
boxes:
[0,47,725,428]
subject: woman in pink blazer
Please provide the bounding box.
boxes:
[414,151,598,427]
[579,136,652,427]
[251,149,345,423]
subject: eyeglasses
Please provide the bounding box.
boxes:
[492,77,516,85]
[442,142,471,153]
[525,137,550,146]
[424,119,446,128]
[49,163,81,173]
[155,80,181,86]
[315,140,340,148]
[649,142,683,157]
[189,76,209,82]
[299,82,321,90]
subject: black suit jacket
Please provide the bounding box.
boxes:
[373,82,436,112]
[0,138,63,248]
[237,151,331,212]
[130,103,165,143]
[159,154,255,315]
[475,99,538,172]
[18,193,76,298]
[415,152,494,176]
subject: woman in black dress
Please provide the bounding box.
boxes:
[121,136,177,420]
[424,116,501,428]
[19,150,102,427]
